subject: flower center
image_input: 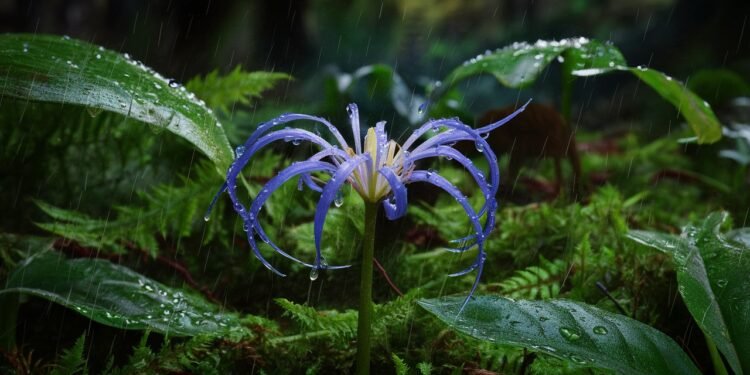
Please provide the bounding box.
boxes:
[347,127,406,202]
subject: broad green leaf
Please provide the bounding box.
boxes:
[628,212,750,374]
[419,296,700,375]
[0,34,233,170]
[441,38,625,89]
[627,67,722,143]
[439,37,722,143]
[0,251,245,337]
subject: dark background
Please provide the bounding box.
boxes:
[1,0,747,83]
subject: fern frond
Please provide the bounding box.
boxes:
[186,66,291,113]
[51,334,88,375]
[496,257,566,300]
[392,353,410,375]
[35,160,224,256]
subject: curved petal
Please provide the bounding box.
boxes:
[204,181,228,220]
[406,170,488,312]
[347,103,362,154]
[242,161,338,274]
[406,145,495,215]
[378,166,408,220]
[241,112,350,153]
[297,148,352,193]
[475,98,531,134]
[313,154,371,271]
[226,129,350,217]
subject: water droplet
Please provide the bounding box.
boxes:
[475,142,484,153]
[334,190,344,207]
[309,267,320,281]
[235,145,245,158]
[556,55,565,63]
[292,138,301,146]
[86,106,103,118]
[168,79,180,88]
[559,327,581,341]
[242,222,249,232]
[481,132,490,139]
[95,53,101,59]
[22,42,28,53]
[203,215,210,222]
[568,354,587,364]
[593,326,608,335]
[717,279,728,288]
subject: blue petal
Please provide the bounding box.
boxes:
[204,181,228,220]
[243,161,338,274]
[374,121,388,167]
[406,145,495,215]
[347,103,362,154]
[313,154,371,271]
[296,148,352,193]
[406,169,487,309]
[475,98,531,134]
[241,112,350,154]
[378,166,408,220]
[226,129,350,219]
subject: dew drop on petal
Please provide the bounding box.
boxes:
[235,145,245,158]
[334,190,344,207]
[309,267,320,281]
[593,326,608,335]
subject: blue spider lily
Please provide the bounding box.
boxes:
[206,100,529,308]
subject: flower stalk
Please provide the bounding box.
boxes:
[356,201,378,375]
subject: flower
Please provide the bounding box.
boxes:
[206,101,529,307]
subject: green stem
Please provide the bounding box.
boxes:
[356,201,378,375]
[705,336,728,375]
[0,293,19,351]
[560,50,575,124]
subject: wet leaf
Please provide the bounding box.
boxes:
[628,212,750,374]
[0,251,245,337]
[419,296,700,375]
[442,38,625,89]
[0,34,234,170]
[439,37,722,143]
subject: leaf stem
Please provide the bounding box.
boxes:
[356,201,378,375]
[705,335,728,375]
[560,50,575,124]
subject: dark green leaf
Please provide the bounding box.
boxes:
[627,67,722,143]
[0,34,233,170]
[439,37,722,143]
[419,296,700,375]
[0,251,245,337]
[628,212,750,374]
[441,38,625,90]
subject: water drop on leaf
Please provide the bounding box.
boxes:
[559,327,581,341]
[593,326,608,335]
